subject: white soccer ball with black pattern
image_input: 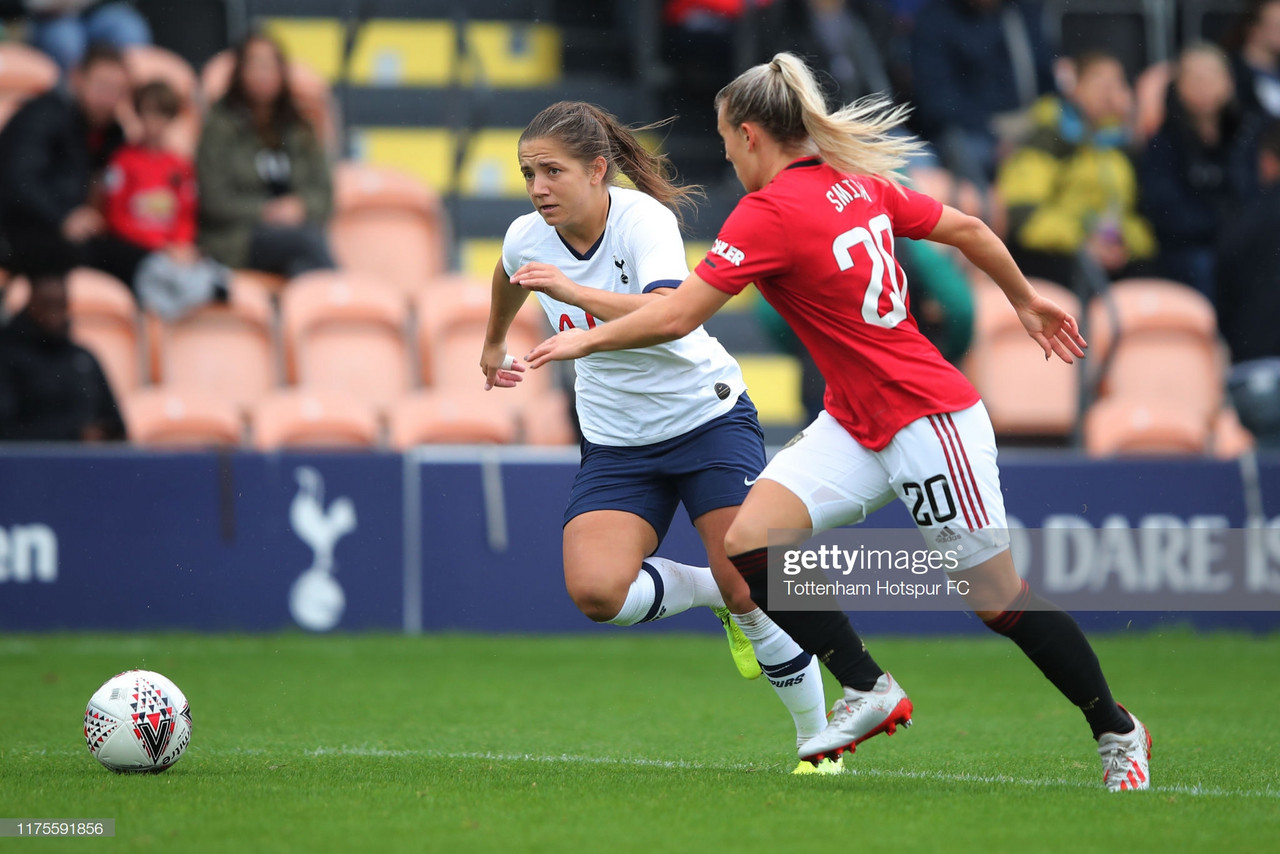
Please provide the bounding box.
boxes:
[83,670,192,773]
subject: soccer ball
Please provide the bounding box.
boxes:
[83,670,192,773]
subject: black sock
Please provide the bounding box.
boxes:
[985,580,1133,739]
[730,547,884,691]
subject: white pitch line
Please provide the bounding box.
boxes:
[18,746,1277,800]
[303,747,1280,800]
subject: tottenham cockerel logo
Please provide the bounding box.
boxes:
[288,467,357,632]
[129,677,179,761]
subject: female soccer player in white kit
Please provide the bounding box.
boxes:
[526,61,1152,792]
[483,101,854,772]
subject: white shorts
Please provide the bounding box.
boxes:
[759,402,1010,570]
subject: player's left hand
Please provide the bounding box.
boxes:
[511,262,579,304]
[481,341,526,390]
[525,328,590,369]
[1016,293,1087,364]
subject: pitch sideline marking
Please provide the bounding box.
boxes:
[305,746,1279,800]
[16,745,1276,800]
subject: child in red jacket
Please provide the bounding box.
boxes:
[103,81,227,318]
[104,81,197,256]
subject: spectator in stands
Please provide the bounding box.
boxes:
[196,33,334,279]
[23,1,151,73]
[1140,44,1258,300]
[0,44,143,289]
[0,266,126,442]
[786,0,899,102]
[910,0,1055,186]
[883,0,928,17]
[103,81,194,255]
[663,1,900,180]
[1216,120,1280,449]
[662,1,773,153]
[1227,0,1280,122]
[103,80,229,319]
[997,51,1156,285]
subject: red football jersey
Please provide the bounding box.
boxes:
[102,144,198,251]
[696,158,979,451]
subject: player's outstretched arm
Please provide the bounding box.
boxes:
[525,273,730,368]
[483,257,531,390]
[510,262,673,321]
[926,205,1087,364]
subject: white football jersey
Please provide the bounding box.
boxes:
[503,186,746,446]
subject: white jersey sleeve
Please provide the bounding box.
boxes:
[501,216,535,278]
[619,199,688,293]
[500,187,747,447]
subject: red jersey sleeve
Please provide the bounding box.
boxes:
[877,179,944,240]
[694,193,789,296]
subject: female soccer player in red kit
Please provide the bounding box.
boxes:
[527,53,1152,791]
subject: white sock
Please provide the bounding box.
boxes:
[607,557,725,626]
[732,608,827,743]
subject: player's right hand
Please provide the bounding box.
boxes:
[1015,294,1087,364]
[61,205,105,242]
[524,328,590,369]
[481,341,526,390]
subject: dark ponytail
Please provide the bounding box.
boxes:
[519,101,702,227]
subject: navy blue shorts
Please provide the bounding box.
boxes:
[563,394,766,547]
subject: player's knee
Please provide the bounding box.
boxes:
[954,551,1024,614]
[566,583,624,623]
[723,521,761,561]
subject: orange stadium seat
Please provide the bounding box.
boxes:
[387,390,518,448]
[520,388,577,446]
[64,269,143,395]
[6,269,144,396]
[416,272,491,301]
[1087,279,1223,421]
[121,45,202,157]
[251,390,380,450]
[962,276,1081,438]
[123,388,243,447]
[149,277,276,409]
[281,271,411,408]
[1084,397,1210,456]
[413,275,489,387]
[229,268,288,296]
[416,280,551,391]
[1211,406,1255,459]
[330,161,447,294]
[200,49,338,153]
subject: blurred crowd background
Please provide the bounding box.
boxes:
[0,0,1277,456]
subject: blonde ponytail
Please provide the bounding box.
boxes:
[717,53,923,185]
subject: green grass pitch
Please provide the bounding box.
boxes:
[3,629,1278,853]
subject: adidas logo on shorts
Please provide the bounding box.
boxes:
[936,526,961,543]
